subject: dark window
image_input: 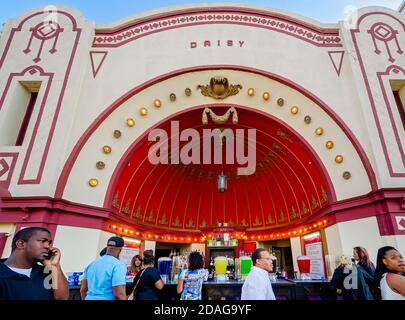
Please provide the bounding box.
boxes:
[15,92,37,146]
[393,90,405,131]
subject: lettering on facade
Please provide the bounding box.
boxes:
[190,40,245,48]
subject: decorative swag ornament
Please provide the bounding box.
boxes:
[202,107,238,125]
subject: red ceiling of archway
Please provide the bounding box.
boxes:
[110,106,331,235]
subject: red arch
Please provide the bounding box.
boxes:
[104,104,336,212]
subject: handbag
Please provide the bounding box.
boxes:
[127,267,148,300]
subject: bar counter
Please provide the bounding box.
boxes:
[69,279,335,300]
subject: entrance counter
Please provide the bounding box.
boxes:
[69,279,334,300]
[161,279,296,300]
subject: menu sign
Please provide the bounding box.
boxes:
[119,247,139,267]
[303,232,325,278]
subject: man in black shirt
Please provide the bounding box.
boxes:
[0,227,69,300]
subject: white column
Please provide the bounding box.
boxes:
[143,240,156,253]
[290,236,302,276]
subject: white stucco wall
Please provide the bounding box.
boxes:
[325,217,384,266]
[340,7,405,188]
[53,225,115,273]
[381,235,405,256]
[0,6,94,196]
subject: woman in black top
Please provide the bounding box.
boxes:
[130,250,164,300]
[353,246,376,297]
[353,247,375,276]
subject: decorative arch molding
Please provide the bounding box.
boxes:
[56,66,377,211]
[92,6,342,48]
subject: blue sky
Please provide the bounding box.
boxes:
[0,0,402,25]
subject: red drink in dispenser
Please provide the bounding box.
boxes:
[297,256,311,279]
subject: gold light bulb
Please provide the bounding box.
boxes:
[88,178,98,187]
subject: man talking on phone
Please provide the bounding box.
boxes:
[0,227,69,300]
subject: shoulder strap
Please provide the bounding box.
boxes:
[134,267,148,289]
[128,267,149,299]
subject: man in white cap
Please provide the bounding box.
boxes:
[80,236,127,300]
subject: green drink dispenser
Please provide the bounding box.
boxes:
[240,256,252,280]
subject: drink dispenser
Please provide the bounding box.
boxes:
[297,255,311,280]
[269,253,277,280]
[214,256,227,281]
[240,256,252,280]
[158,257,172,283]
[235,258,241,280]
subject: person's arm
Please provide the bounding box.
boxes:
[387,273,405,296]
[204,269,209,281]
[177,269,186,294]
[80,279,88,300]
[177,278,184,294]
[43,248,69,300]
[53,264,69,300]
[155,279,164,290]
[112,285,127,300]
[358,265,374,286]
[330,269,342,295]
[111,263,129,300]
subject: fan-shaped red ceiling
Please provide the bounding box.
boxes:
[109,105,333,236]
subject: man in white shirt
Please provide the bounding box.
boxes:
[241,248,276,300]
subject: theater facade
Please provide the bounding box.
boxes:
[0,3,404,276]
